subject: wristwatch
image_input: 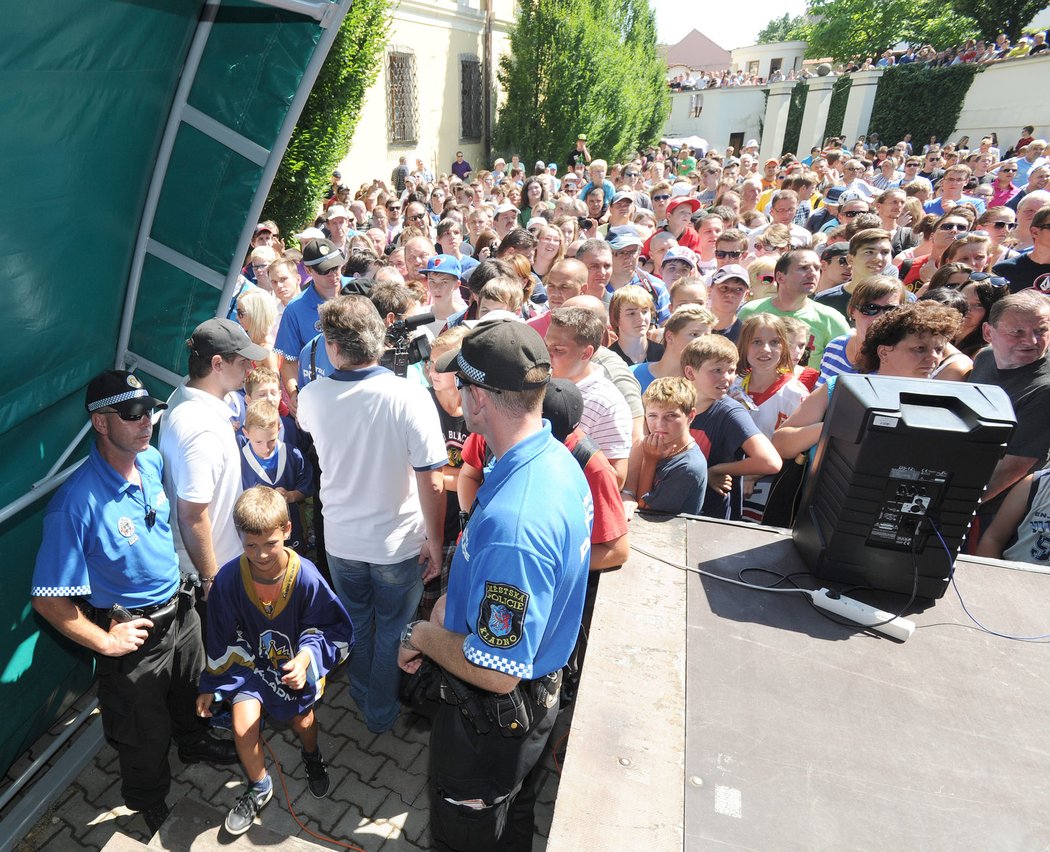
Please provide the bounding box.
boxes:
[400,620,423,651]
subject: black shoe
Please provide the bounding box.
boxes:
[302,749,330,798]
[141,801,170,835]
[178,732,239,765]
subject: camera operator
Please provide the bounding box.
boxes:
[296,280,433,388]
[297,295,447,734]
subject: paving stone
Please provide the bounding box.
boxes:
[370,732,423,771]
[14,806,67,851]
[331,804,382,851]
[329,741,387,784]
[373,759,427,805]
[328,767,396,816]
[21,824,77,852]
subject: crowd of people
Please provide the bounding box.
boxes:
[29,118,1050,849]
[667,28,1050,90]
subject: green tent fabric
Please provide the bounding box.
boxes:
[0,0,346,780]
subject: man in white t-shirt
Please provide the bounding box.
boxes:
[545,306,634,487]
[160,319,268,593]
[296,295,447,733]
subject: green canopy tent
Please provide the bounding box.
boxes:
[0,0,352,818]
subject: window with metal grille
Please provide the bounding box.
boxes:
[460,56,483,141]
[387,51,418,144]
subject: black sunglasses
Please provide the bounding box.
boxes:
[101,408,154,422]
[454,373,502,394]
[989,221,1018,230]
[968,272,1008,288]
[855,303,898,317]
[841,209,866,218]
[652,194,671,201]
[715,250,743,259]
[938,222,969,232]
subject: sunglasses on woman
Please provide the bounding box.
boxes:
[855,303,898,317]
[988,220,1017,231]
[968,272,1008,288]
[938,222,969,232]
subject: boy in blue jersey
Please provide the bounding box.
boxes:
[238,401,313,552]
[197,486,353,836]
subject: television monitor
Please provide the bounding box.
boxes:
[792,375,1016,599]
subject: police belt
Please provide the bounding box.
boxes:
[124,589,181,618]
[438,668,561,739]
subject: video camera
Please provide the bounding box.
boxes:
[384,312,434,378]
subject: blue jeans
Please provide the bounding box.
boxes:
[326,552,423,732]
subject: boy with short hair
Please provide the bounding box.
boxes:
[239,400,313,552]
[623,377,708,517]
[197,486,353,836]
[680,336,782,519]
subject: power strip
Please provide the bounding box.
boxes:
[809,588,915,642]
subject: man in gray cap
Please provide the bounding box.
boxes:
[160,318,268,597]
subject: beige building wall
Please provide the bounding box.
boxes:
[337,0,515,190]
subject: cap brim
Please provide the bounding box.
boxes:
[237,341,271,361]
[435,348,460,373]
[115,396,168,415]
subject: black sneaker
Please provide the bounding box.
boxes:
[302,749,330,798]
[178,731,238,765]
[224,783,272,836]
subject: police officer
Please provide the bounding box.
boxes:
[398,321,593,851]
[31,371,236,833]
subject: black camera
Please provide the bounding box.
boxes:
[384,312,434,378]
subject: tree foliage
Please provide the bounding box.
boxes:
[781,82,808,156]
[757,13,807,44]
[822,74,852,140]
[800,0,978,61]
[948,0,1045,42]
[264,0,391,236]
[493,0,669,166]
[868,63,982,150]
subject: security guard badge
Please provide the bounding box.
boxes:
[478,581,529,649]
[126,375,143,389]
[117,517,135,538]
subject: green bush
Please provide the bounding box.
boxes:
[823,75,852,141]
[263,0,391,237]
[868,63,981,149]
[781,81,807,156]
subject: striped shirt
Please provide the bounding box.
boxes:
[577,369,633,461]
[817,333,856,385]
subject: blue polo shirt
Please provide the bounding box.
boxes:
[297,333,335,389]
[273,279,351,361]
[444,424,592,680]
[923,195,986,216]
[31,445,180,609]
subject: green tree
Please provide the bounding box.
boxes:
[494,0,669,166]
[948,0,1045,42]
[801,0,978,61]
[264,0,391,236]
[757,13,807,44]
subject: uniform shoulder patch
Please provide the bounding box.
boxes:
[477,581,529,649]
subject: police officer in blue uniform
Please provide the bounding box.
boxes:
[398,320,593,851]
[31,371,236,833]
